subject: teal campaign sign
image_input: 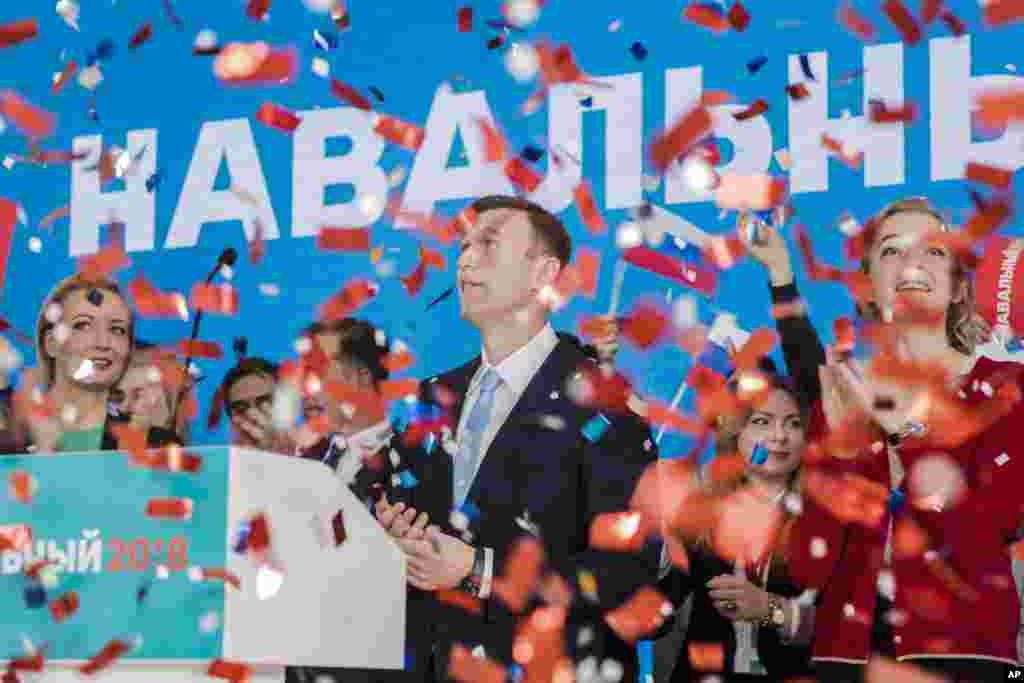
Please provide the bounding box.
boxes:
[0,448,229,661]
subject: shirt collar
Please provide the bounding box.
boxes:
[478,323,558,397]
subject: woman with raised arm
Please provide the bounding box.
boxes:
[745,198,1021,681]
[15,274,180,453]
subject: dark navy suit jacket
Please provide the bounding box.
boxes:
[407,334,661,682]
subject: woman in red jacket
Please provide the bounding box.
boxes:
[744,197,1021,681]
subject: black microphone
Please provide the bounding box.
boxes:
[170,248,238,430]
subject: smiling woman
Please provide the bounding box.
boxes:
[1,274,182,454]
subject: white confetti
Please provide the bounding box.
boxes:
[78,65,103,91]
[503,0,542,28]
[56,0,80,31]
[810,537,828,559]
[194,29,218,52]
[311,56,330,78]
[28,237,42,253]
[199,611,221,633]
[996,452,1010,466]
[608,19,622,32]
[504,42,539,82]
[256,565,284,600]
[615,221,643,250]
[258,283,280,297]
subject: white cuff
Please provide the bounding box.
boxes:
[478,547,494,599]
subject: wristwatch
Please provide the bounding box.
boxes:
[759,596,786,629]
[458,546,486,597]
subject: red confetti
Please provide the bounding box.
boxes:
[688,642,725,671]
[0,524,31,552]
[683,4,730,33]
[374,114,425,151]
[401,255,428,296]
[965,161,1014,191]
[380,378,418,401]
[49,592,80,623]
[128,23,153,49]
[9,651,44,673]
[976,87,1024,130]
[621,302,672,349]
[494,538,544,612]
[0,200,15,297]
[129,273,185,318]
[145,497,194,520]
[457,6,473,33]
[715,174,787,211]
[381,351,416,373]
[0,91,55,140]
[256,102,301,132]
[645,401,704,436]
[246,0,271,21]
[330,508,346,546]
[883,0,923,44]
[650,105,713,172]
[589,511,654,552]
[504,157,543,193]
[109,423,147,459]
[448,644,505,683]
[77,244,132,278]
[207,659,252,683]
[623,246,719,296]
[0,19,37,48]
[437,589,483,616]
[940,9,967,36]
[604,587,671,643]
[130,446,203,473]
[868,100,918,123]
[176,339,224,359]
[214,44,296,85]
[726,1,751,31]
[197,567,242,590]
[318,279,378,321]
[190,283,239,315]
[78,640,131,675]
[574,181,606,234]
[703,234,747,270]
[8,471,33,504]
[921,0,944,24]
[477,118,508,162]
[985,0,1024,26]
[247,513,271,554]
[786,83,811,100]
[51,61,78,95]
[821,134,863,170]
[732,98,769,121]
[964,194,1013,242]
[536,41,589,88]
[838,2,878,41]
[833,317,856,354]
[317,227,371,251]
[329,79,371,111]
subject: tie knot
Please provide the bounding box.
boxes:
[478,367,502,395]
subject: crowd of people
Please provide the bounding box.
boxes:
[3,194,1023,683]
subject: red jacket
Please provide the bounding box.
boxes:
[788,357,1022,666]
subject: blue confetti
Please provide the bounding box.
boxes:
[24,584,46,609]
[747,56,768,73]
[697,341,733,377]
[398,470,418,488]
[799,53,816,81]
[509,664,524,683]
[521,145,545,162]
[582,413,611,443]
[630,42,648,61]
[232,522,251,554]
[580,96,593,108]
[312,29,339,50]
[87,38,116,66]
[750,442,768,465]
[888,489,905,513]
[1008,337,1024,353]
[145,170,163,192]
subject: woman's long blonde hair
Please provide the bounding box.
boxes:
[857,197,989,356]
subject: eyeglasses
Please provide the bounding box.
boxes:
[228,393,273,416]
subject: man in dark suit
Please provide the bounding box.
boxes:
[375,195,661,683]
[286,318,446,683]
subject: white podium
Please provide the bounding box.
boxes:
[0,446,406,681]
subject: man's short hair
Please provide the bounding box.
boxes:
[469,195,572,268]
[304,318,389,385]
[220,357,278,416]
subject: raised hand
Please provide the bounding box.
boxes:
[740,213,794,287]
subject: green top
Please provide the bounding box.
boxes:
[57,425,105,453]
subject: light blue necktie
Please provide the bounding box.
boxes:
[454,368,502,506]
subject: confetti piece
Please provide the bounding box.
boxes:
[401,254,428,296]
[214,43,296,85]
[589,511,653,552]
[0,92,54,140]
[129,273,186,319]
[623,246,718,296]
[193,29,220,55]
[604,587,671,643]
[651,105,712,172]
[581,413,611,442]
[247,0,271,20]
[128,23,153,49]
[688,642,724,671]
[0,524,32,552]
[369,86,385,102]
[448,644,506,683]
[49,592,80,623]
[727,1,751,31]
[714,174,787,211]
[190,283,239,316]
[374,114,425,151]
[146,497,194,520]
[494,538,544,612]
[9,651,45,673]
[732,98,769,121]
[247,513,271,554]
[207,659,252,683]
[964,161,1013,191]
[786,83,810,100]
[318,279,378,321]
[921,0,944,24]
[984,0,1024,26]
[868,99,917,123]
[317,226,371,251]
[380,379,419,401]
[477,117,509,162]
[621,302,672,349]
[574,181,606,234]
[940,9,967,36]
[77,244,132,278]
[833,316,856,354]
[799,53,815,81]
[504,157,543,193]
[8,471,35,504]
[883,0,922,44]
[176,339,224,360]
[837,2,878,41]
[192,567,241,590]
[683,4,730,33]
[0,19,38,48]
[51,61,78,95]
[330,508,346,545]
[255,102,301,132]
[78,640,131,675]
[746,56,768,73]
[821,134,863,170]
[330,79,371,110]
[438,588,483,615]
[458,6,473,32]
[131,446,203,473]
[629,42,648,60]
